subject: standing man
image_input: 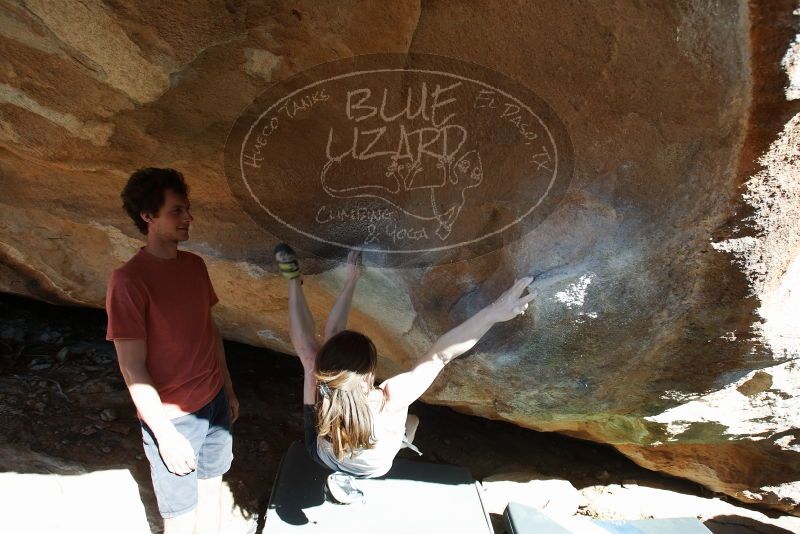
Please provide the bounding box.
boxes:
[106,168,239,534]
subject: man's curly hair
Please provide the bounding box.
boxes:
[121,168,189,235]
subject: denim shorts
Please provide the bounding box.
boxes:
[141,388,233,518]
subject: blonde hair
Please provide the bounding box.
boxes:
[315,330,384,461]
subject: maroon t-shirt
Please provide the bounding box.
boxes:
[106,248,223,418]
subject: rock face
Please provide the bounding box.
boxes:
[0,0,798,514]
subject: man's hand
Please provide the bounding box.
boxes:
[346,249,363,281]
[488,276,537,323]
[226,386,240,423]
[157,429,196,476]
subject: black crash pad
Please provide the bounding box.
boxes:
[263,441,493,533]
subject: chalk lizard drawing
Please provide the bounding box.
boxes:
[320,125,484,240]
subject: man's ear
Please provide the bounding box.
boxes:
[139,211,153,225]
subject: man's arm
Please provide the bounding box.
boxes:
[323,250,362,341]
[381,277,536,410]
[114,339,197,475]
[212,322,239,422]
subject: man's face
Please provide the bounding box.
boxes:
[142,189,193,242]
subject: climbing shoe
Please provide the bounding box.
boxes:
[325,472,366,505]
[274,243,301,280]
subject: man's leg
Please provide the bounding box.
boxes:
[163,510,196,534]
[194,389,234,534]
[141,416,204,534]
[195,476,223,534]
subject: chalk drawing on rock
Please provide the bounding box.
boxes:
[224,54,574,267]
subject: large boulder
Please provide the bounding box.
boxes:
[1,0,798,514]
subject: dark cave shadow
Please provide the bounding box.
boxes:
[705,515,795,534]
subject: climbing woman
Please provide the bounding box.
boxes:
[274,243,536,503]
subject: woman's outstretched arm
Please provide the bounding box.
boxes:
[323,249,362,341]
[381,276,537,410]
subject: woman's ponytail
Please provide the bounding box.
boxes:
[314,330,380,460]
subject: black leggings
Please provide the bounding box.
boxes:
[303,404,331,469]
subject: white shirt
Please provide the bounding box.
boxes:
[316,390,408,477]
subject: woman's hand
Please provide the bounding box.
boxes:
[346,249,363,281]
[488,276,537,323]
[380,276,537,410]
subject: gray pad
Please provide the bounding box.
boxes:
[594,518,713,533]
[504,501,713,533]
[504,502,575,534]
[263,441,493,533]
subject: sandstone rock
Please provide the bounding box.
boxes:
[579,483,800,532]
[0,0,798,515]
[480,472,587,518]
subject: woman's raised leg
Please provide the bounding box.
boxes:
[277,244,320,404]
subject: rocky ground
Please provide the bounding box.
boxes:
[0,294,797,534]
